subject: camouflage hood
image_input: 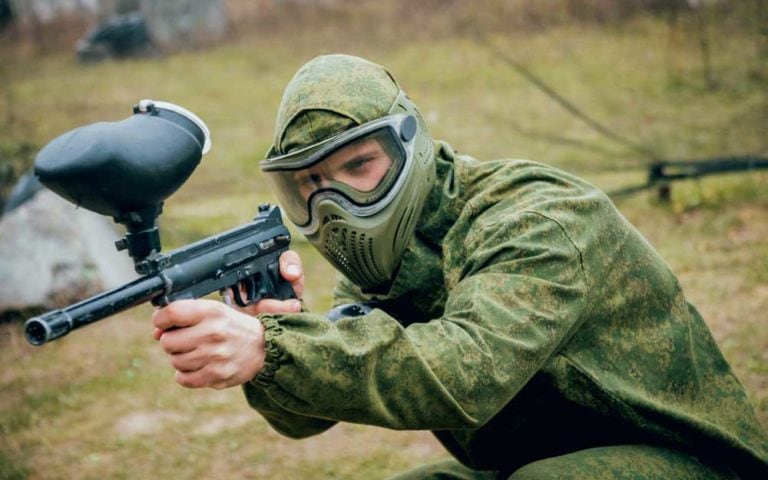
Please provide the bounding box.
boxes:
[268,54,401,156]
[262,54,437,290]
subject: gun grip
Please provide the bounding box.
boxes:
[267,260,296,300]
[230,261,296,308]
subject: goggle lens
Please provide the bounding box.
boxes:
[263,126,408,227]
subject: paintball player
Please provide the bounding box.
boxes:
[152,54,768,478]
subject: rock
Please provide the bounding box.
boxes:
[0,189,137,316]
[2,171,43,215]
[0,141,37,215]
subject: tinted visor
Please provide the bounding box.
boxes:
[262,124,409,227]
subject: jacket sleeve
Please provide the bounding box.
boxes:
[247,211,589,430]
[241,381,336,438]
[240,291,342,438]
[240,273,370,437]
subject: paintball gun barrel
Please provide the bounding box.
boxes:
[24,100,294,345]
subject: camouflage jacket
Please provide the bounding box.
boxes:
[244,142,768,476]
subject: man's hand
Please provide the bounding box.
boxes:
[234,249,305,316]
[152,250,304,389]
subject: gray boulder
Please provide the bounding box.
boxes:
[0,189,137,315]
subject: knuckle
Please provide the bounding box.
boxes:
[163,302,183,318]
[169,354,182,369]
[170,353,190,371]
[159,336,174,353]
[182,379,200,389]
[175,372,198,388]
[213,300,230,316]
[201,317,228,342]
[212,363,237,381]
[213,345,232,361]
[207,325,227,343]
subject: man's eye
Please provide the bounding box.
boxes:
[343,156,373,173]
[296,173,320,187]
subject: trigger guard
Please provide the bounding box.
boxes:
[231,278,261,307]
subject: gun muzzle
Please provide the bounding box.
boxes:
[25,310,73,346]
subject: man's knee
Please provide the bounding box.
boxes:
[508,444,738,480]
[508,456,574,480]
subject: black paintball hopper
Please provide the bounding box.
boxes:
[34,100,212,272]
[35,100,210,217]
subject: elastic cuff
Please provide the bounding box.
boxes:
[250,315,285,388]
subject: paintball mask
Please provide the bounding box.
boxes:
[261,90,435,290]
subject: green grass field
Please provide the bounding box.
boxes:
[1,4,767,478]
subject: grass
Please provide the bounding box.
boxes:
[1,4,766,479]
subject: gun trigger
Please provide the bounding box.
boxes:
[233,276,265,307]
[230,284,248,308]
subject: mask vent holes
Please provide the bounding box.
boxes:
[349,230,383,287]
[324,227,352,273]
[366,236,381,278]
[323,214,343,225]
[322,227,373,287]
[323,225,385,288]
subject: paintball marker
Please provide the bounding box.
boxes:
[24,100,295,346]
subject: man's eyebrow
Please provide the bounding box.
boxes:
[341,152,377,166]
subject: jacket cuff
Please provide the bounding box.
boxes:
[250,315,285,388]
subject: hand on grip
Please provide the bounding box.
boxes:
[153,299,266,389]
[228,250,304,315]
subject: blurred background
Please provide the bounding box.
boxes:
[0,0,766,478]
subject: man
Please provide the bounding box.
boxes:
[153,54,768,478]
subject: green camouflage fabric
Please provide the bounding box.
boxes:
[267,54,399,156]
[245,55,768,478]
[389,445,739,479]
